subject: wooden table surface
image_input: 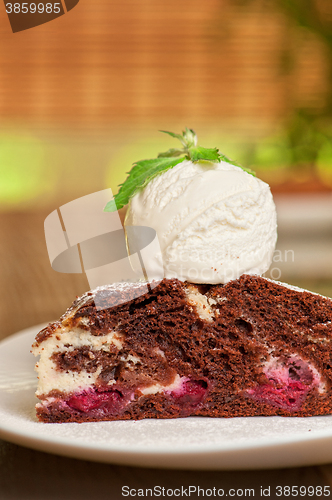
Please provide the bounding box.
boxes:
[1,211,332,499]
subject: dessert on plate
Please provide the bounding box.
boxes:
[32,129,332,423]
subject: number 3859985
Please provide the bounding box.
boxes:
[5,3,62,14]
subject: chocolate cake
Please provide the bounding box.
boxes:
[32,275,332,423]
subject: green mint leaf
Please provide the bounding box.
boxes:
[104,157,186,212]
[217,152,256,176]
[160,127,197,148]
[188,146,221,163]
[159,130,187,147]
[104,128,256,212]
[182,127,197,148]
[240,166,256,176]
[218,152,241,167]
[157,148,184,158]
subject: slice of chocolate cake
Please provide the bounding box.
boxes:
[32,275,332,423]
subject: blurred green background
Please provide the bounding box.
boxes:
[0,0,332,336]
[1,0,332,209]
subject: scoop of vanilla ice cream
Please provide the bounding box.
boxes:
[125,160,277,284]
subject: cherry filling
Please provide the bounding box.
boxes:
[65,378,208,416]
[67,388,125,413]
[247,356,320,411]
[170,379,208,406]
[248,380,307,410]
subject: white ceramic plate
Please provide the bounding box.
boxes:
[2,326,332,470]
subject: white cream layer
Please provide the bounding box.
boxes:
[32,327,124,396]
[185,286,215,321]
[140,374,185,395]
[32,325,181,397]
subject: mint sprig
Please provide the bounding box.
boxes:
[104,157,185,212]
[104,128,255,212]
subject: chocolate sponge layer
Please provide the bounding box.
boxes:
[33,276,332,423]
